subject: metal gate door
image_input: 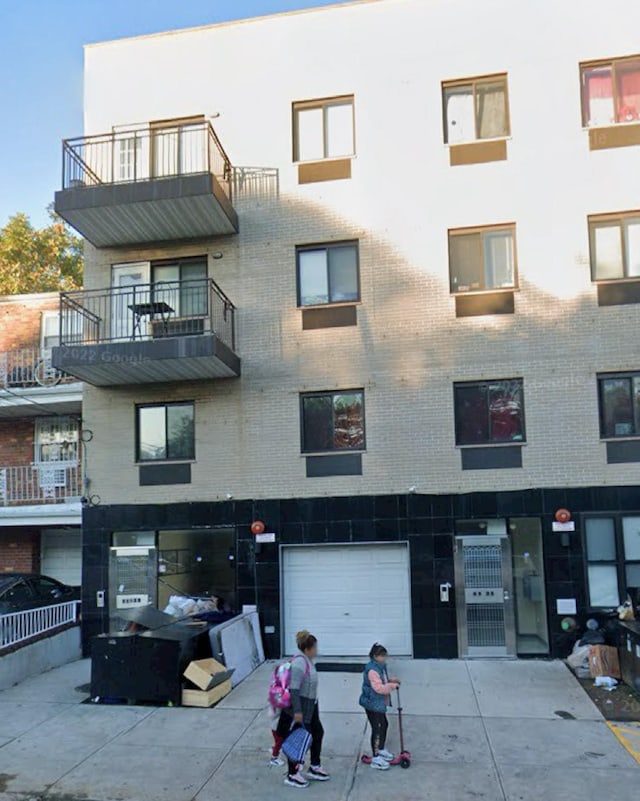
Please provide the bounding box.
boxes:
[454,536,516,657]
[108,546,157,631]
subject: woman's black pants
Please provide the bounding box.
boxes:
[277,704,324,774]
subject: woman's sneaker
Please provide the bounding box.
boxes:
[307,765,330,781]
[378,749,394,762]
[270,755,284,767]
[370,755,390,770]
[284,772,309,788]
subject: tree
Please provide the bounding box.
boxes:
[0,210,83,294]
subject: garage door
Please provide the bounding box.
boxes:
[282,544,412,657]
[41,529,82,586]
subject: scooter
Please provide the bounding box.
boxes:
[361,687,411,769]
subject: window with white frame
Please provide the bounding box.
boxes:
[41,312,60,351]
[293,96,355,162]
[34,417,80,464]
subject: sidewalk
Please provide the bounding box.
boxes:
[0,658,637,801]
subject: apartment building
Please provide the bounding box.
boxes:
[0,293,83,584]
[53,0,640,659]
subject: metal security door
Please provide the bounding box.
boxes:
[455,536,516,657]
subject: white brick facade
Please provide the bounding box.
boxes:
[80,0,640,504]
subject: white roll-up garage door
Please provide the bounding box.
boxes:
[282,543,412,657]
[41,529,82,586]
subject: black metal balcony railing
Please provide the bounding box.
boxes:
[62,121,232,201]
[59,278,236,352]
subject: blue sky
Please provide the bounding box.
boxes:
[0,0,347,228]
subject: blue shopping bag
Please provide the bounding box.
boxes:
[282,725,313,764]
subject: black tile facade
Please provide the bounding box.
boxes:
[81,486,639,662]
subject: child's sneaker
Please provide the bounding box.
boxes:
[307,765,330,781]
[370,755,390,770]
[378,749,394,761]
[270,755,284,767]
[284,772,309,788]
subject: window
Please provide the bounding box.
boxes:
[589,213,640,281]
[152,257,208,318]
[449,226,516,293]
[297,242,359,307]
[41,312,60,350]
[31,577,65,600]
[35,417,80,463]
[597,373,640,438]
[301,390,365,453]
[454,379,525,446]
[585,516,640,607]
[443,75,509,144]
[136,402,195,462]
[581,57,640,128]
[293,96,355,162]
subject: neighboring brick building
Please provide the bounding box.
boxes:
[53,0,640,659]
[0,292,82,584]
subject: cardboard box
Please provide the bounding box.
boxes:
[589,645,621,679]
[182,679,232,708]
[183,658,234,691]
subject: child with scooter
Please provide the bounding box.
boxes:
[358,643,402,770]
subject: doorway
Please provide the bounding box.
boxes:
[455,534,516,657]
[454,517,550,658]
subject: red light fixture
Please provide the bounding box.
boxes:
[251,520,265,535]
[555,508,571,524]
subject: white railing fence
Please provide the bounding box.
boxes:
[0,348,76,389]
[0,463,82,506]
[0,601,81,652]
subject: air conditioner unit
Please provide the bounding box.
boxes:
[151,317,205,338]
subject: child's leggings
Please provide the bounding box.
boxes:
[365,710,389,755]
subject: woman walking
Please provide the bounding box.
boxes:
[276,630,330,788]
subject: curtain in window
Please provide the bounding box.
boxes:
[593,224,623,279]
[325,103,354,158]
[489,381,523,442]
[153,264,181,316]
[299,251,329,306]
[484,231,514,289]
[444,87,475,143]
[296,108,324,161]
[625,220,640,277]
[476,82,507,139]
[449,233,483,291]
[584,67,614,126]
[617,62,640,122]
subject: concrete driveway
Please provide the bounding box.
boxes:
[0,658,636,801]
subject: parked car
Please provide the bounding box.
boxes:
[0,574,80,614]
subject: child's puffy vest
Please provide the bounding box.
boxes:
[268,656,309,709]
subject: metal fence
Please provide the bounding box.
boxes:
[0,463,82,506]
[60,278,236,352]
[0,348,76,389]
[62,121,233,201]
[0,601,81,651]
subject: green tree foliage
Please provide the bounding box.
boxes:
[0,210,83,294]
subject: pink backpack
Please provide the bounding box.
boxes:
[268,656,309,709]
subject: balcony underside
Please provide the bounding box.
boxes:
[0,385,82,418]
[54,173,238,248]
[51,334,240,387]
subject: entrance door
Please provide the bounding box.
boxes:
[455,535,516,657]
[111,262,150,340]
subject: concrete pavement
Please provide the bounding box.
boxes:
[0,658,636,801]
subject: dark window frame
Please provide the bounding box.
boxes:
[588,212,640,282]
[580,55,640,128]
[296,241,361,308]
[135,401,196,463]
[442,73,511,144]
[300,389,366,454]
[448,224,518,295]
[453,378,526,447]
[292,95,356,163]
[584,513,640,608]
[597,372,640,438]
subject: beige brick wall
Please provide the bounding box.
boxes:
[80,0,640,504]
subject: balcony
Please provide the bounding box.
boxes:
[0,348,82,418]
[0,462,82,507]
[51,278,240,386]
[54,121,238,247]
